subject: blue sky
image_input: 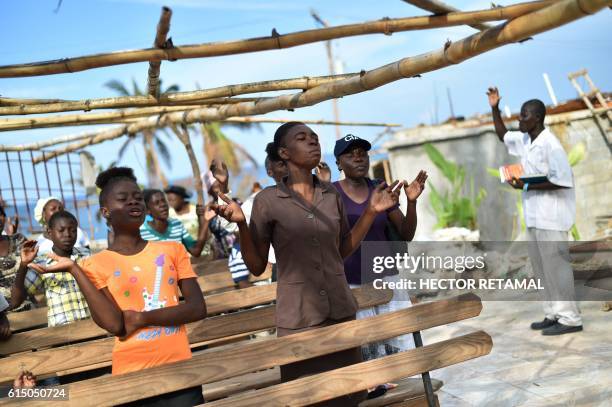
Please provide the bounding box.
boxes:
[1,0,611,187]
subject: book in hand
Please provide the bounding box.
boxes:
[499,164,548,184]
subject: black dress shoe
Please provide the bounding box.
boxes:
[542,322,583,336]
[530,318,557,330]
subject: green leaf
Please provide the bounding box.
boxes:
[423,143,458,182]
[568,142,586,167]
[487,167,501,178]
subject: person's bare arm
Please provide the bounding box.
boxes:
[487,87,507,142]
[187,204,215,257]
[212,193,269,276]
[10,240,39,310]
[29,259,124,336]
[340,181,401,258]
[122,278,206,338]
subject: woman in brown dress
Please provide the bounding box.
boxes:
[212,122,401,406]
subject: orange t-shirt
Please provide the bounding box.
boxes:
[80,241,197,375]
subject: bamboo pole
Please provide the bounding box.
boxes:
[0,101,273,131]
[0,0,553,78]
[0,106,401,131]
[0,74,358,115]
[147,7,172,97]
[170,124,205,205]
[29,0,611,163]
[0,97,67,106]
[0,119,399,152]
[402,0,492,30]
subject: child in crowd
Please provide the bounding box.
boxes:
[140,189,212,258]
[30,167,207,406]
[34,197,90,255]
[11,211,91,327]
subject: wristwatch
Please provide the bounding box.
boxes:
[523,182,529,191]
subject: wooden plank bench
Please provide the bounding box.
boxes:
[0,280,279,357]
[0,286,390,384]
[7,260,270,333]
[0,293,490,406]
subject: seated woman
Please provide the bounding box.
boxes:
[0,205,32,312]
[140,189,212,258]
[165,185,200,241]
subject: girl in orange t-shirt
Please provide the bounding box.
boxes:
[31,167,207,406]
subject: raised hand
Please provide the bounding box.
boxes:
[20,240,39,266]
[315,162,331,183]
[210,159,229,186]
[368,180,401,214]
[13,371,36,388]
[211,192,245,223]
[487,87,501,108]
[5,216,19,235]
[404,170,428,202]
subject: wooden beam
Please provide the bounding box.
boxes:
[147,7,172,97]
[0,1,553,78]
[0,74,357,115]
[1,275,272,354]
[206,332,489,406]
[0,108,401,132]
[402,0,492,30]
[0,286,392,383]
[11,293,483,407]
[26,0,610,164]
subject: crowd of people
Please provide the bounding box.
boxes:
[0,89,584,406]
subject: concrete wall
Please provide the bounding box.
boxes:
[385,110,611,241]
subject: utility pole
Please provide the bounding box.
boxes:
[446,87,455,119]
[311,9,342,140]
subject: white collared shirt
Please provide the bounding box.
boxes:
[504,128,575,232]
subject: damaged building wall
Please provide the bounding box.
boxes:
[385,108,611,241]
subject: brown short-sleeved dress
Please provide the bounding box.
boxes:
[250,176,366,406]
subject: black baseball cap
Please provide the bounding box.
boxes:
[334,134,372,158]
[164,185,192,199]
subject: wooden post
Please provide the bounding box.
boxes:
[147,7,172,98]
[170,124,205,205]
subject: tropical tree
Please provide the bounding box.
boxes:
[104,78,179,188]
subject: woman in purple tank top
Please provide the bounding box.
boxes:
[332,134,427,371]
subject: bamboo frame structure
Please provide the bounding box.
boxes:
[0,0,553,78]
[0,104,402,131]
[0,74,358,115]
[170,124,205,205]
[25,0,611,164]
[402,0,492,30]
[0,119,399,153]
[147,7,172,97]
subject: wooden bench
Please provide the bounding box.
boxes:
[0,286,390,384]
[0,293,491,406]
[7,259,270,333]
[0,276,278,356]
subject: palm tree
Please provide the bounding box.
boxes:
[104,78,179,188]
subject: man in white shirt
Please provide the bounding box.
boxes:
[488,87,582,336]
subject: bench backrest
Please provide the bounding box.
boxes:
[7,260,270,332]
[0,286,392,383]
[3,294,490,407]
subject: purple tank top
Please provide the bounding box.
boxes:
[333,179,396,285]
